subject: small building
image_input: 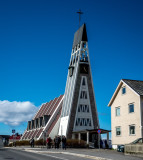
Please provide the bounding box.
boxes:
[9,134,21,143]
[108,79,143,149]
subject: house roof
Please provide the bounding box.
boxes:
[108,79,143,107]
[72,23,88,49]
[122,79,143,96]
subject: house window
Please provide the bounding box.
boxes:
[115,107,120,116]
[129,103,134,113]
[122,86,126,94]
[129,125,135,135]
[116,127,121,136]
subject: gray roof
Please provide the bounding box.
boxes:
[122,79,143,96]
[72,23,88,48]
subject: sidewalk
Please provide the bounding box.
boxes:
[8,146,143,160]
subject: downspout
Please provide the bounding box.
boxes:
[140,96,143,138]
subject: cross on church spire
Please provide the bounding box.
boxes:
[77,9,83,28]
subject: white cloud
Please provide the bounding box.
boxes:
[0,100,38,126]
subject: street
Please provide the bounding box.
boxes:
[0,147,142,160]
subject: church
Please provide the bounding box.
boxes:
[21,23,110,145]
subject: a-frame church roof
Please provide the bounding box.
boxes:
[72,23,88,49]
[21,95,64,140]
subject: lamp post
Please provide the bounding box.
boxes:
[43,131,45,147]
[97,129,101,149]
[12,129,15,147]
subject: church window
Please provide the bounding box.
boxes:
[87,105,89,112]
[78,105,80,112]
[85,92,87,99]
[82,78,86,86]
[76,119,78,126]
[80,119,82,126]
[76,118,80,126]
[87,118,89,125]
[89,119,91,126]
[82,105,85,112]
[76,56,78,62]
[85,105,87,111]
[82,119,85,126]
[73,57,75,64]
[80,91,88,99]
[85,120,87,126]
[78,104,90,113]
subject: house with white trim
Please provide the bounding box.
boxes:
[108,79,143,149]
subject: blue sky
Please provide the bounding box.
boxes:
[0,0,143,137]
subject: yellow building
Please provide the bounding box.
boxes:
[108,79,143,149]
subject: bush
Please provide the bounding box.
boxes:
[35,139,46,146]
[66,139,87,148]
[8,139,46,147]
[8,139,87,148]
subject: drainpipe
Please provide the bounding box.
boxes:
[140,96,143,138]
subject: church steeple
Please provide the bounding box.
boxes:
[59,23,99,139]
[72,23,88,49]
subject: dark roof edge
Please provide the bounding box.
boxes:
[122,79,143,82]
[72,23,88,48]
[122,79,143,96]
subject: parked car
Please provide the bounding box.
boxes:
[117,138,143,152]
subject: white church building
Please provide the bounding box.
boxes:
[21,23,110,145]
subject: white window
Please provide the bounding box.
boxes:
[116,127,121,136]
[129,103,134,113]
[122,86,126,94]
[115,107,120,116]
[129,125,135,135]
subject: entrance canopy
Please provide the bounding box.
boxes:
[72,128,111,134]
[72,128,111,146]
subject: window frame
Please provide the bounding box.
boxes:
[122,86,126,95]
[129,125,135,135]
[116,126,121,136]
[115,107,120,116]
[128,103,134,113]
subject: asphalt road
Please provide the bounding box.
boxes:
[0,148,57,160]
[0,147,143,160]
[0,148,96,160]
